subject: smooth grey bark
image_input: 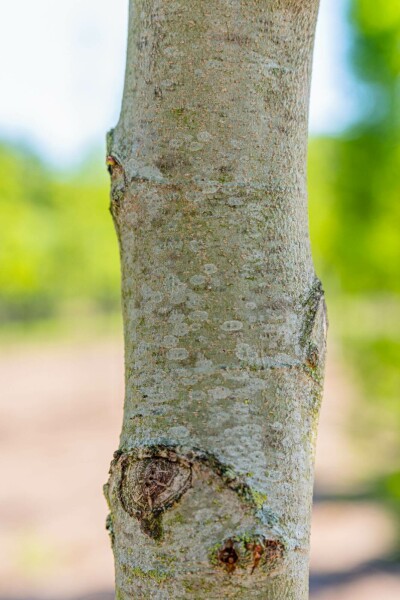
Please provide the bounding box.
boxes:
[104,1,326,598]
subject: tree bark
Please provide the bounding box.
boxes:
[104,1,326,598]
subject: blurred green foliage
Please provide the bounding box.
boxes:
[309,0,400,295]
[0,144,120,325]
[309,136,400,295]
[351,0,400,133]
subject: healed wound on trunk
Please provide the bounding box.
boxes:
[105,445,286,576]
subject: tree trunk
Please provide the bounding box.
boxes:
[104,1,326,598]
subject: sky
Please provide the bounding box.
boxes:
[0,0,355,167]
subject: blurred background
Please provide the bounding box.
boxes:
[0,0,399,598]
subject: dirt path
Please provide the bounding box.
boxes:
[0,335,398,598]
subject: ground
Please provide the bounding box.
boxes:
[1,332,399,599]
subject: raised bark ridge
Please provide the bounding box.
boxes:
[106,1,324,598]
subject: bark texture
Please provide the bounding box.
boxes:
[105,1,326,598]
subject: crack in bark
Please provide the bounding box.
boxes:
[300,278,328,377]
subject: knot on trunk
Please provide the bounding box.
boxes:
[118,450,192,539]
[106,153,126,210]
[211,534,285,576]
